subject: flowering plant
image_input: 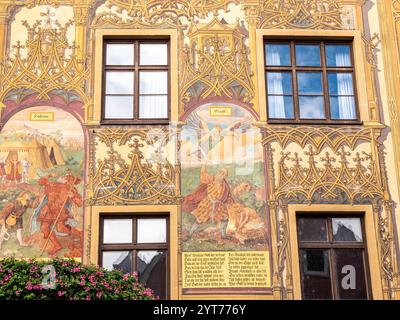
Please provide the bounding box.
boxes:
[0,257,156,300]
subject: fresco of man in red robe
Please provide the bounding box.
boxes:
[182,165,235,238]
[37,170,83,255]
[5,159,22,184]
[0,157,6,184]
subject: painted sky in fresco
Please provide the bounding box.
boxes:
[2,106,83,142]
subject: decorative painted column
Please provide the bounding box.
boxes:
[0,1,11,124]
[0,2,10,58]
[72,1,90,62]
[242,0,261,117]
[377,0,400,299]
[348,0,383,123]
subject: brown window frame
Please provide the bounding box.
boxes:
[102,38,171,125]
[296,213,372,300]
[99,214,170,299]
[264,39,361,125]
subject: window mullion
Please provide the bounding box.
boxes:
[321,42,331,120]
[134,40,140,120]
[291,41,300,121]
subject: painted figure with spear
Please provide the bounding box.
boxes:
[31,164,83,256]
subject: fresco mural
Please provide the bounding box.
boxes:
[181,103,269,252]
[0,106,84,258]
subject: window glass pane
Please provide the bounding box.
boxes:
[334,249,368,299]
[103,219,133,244]
[332,218,363,242]
[106,44,134,65]
[140,71,168,94]
[298,72,323,94]
[106,72,134,94]
[137,218,167,243]
[300,249,332,300]
[102,251,132,274]
[330,96,356,120]
[266,72,292,95]
[296,44,321,66]
[265,43,291,66]
[140,43,168,65]
[297,218,328,242]
[326,45,352,67]
[105,96,134,119]
[268,96,294,119]
[139,96,168,119]
[328,73,354,95]
[299,96,325,119]
[137,251,167,300]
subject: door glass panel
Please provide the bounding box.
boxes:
[106,44,134,65]
[297,218,328,242]
[334,249,368,299]
[102,251,132,274]
[139,96,168,119]
[299,96,325,119]
[140,43,168,65]
[332,218,363,242]
[296,44,321,66]
[268,95,294,119]
[297,72,323,94]
[325,45,352,67]
[265,43,291,66]
[106,72,134,94]
[137,218,167,243]
[266,72,293,94]
[137,251,167,299]
[104,96,134,119]
[139,71,168,94]
[103,219,133,244]
[300,249,332,300]
[330,96,356,120]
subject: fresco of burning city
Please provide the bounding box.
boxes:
[0,106,84,258]
[180,104,269,252]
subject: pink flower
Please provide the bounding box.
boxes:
[71,267,81,273]
[57,291,65,297]
[143,288,153,297]
[96,291,103,298]
[86,296,91,300]
[26,282,33,290]
[15,290,21,295]
[85,286,90,292]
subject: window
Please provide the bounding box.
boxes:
[264,40,359,123]
[297,215,371,300]
[103,40,170,123]
[100,215,169,299]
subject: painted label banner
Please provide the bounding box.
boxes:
[29,112,55,121]
[209,106,232,117]
[182,251,270,288]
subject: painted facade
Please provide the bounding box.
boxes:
[0,0,399,300]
